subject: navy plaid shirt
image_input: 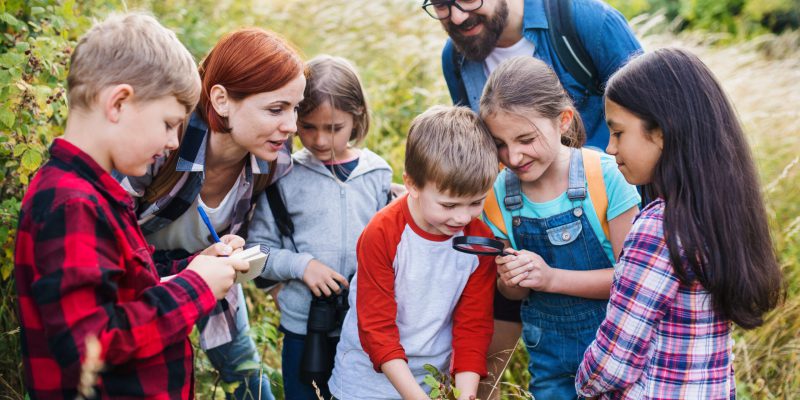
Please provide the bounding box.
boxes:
[116,111,292,348]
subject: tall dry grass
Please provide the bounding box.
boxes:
[0,2,796,399]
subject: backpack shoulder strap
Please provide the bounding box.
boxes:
[582,148,610,239]
[544,0,603,95]
[482,188,507,237]
[445,40,463,79]
[264,183,297,251]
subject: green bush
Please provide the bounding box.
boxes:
[0,1,112,394]
[607,0,800,35]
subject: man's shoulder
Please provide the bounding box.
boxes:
[571,0,617,18]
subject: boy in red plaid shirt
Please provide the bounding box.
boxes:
[14,13,249,399]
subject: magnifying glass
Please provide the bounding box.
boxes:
[452,236,512,256]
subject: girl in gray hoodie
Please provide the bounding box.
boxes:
[247,55,392,400]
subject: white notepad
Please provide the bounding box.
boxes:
[230,245,269,284]
[159,246,269,284]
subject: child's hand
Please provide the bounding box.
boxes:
[186,255,249,299]
[199,234,245,257]
[496,248,534,288]
[515,250,555,292]
[302,259,349,297]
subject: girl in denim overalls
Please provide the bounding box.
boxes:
[478,56,641,399]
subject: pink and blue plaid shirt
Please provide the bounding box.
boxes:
[576,198,735,399]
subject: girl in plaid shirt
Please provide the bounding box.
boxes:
[576,48,784,399]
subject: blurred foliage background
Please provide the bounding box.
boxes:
[1,0,798,398]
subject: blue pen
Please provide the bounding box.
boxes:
[197,206,222,243]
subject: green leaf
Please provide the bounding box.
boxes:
[220,380,240,394]
[21,149,42,170]
[423,375,439,389]
[0,12,20,27]
[429,388,440,399]
[0,52,25,67]
[233,360,260,372]
[1,262,12,280]
[0,108,15,129]
[452,387,461,398]
[14,143,27,157]
[31,7,45,15]
[423,363,439,377]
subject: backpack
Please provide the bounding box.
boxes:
[483,148,610,239]
[450,0,602,96]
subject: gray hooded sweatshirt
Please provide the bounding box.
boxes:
[247,148,392,335]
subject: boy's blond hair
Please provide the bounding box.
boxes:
[405,105,498,196]
[67,13,200,112]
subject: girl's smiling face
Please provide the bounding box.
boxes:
[483,110,564,183]
[605,99,663,185]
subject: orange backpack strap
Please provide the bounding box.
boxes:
[582,148,610,240]
[482,188,508,237]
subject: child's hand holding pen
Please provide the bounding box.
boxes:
[200,234,245,257]
[185,207,250,299]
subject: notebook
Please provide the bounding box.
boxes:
[231,245,269,284]
[159,245,269,284]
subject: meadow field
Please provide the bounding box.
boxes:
[0,1,798,399]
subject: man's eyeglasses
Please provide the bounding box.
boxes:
[422,0,484,20]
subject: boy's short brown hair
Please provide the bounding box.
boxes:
[67,13,200,112]
[404,105,498,196]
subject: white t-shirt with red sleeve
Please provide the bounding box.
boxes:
[328,195,496,399]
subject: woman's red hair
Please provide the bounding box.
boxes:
[198,28,304,133]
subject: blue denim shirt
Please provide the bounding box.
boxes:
[442,0,643,149]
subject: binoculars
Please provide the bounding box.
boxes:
[300,288,350,386]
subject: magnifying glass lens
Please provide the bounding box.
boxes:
[452,236,508,256]
[456,243,501,253]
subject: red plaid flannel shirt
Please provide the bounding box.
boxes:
[15,138,217,399]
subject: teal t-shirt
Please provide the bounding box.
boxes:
[484,152,641,263]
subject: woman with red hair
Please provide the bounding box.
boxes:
[116,28,306,399]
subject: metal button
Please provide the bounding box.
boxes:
[512,217,521,227]
[573,207,583,218]
[561,231,571,241]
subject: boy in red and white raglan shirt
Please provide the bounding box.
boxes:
[329,106,499,399]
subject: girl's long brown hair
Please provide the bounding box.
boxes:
[606,48,783,329]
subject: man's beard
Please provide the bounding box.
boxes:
[443,0,509,61]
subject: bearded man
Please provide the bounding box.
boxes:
[430,0,641,150]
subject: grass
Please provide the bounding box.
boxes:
[0,2,798,399]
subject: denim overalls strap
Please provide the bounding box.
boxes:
[506,148,612,399]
